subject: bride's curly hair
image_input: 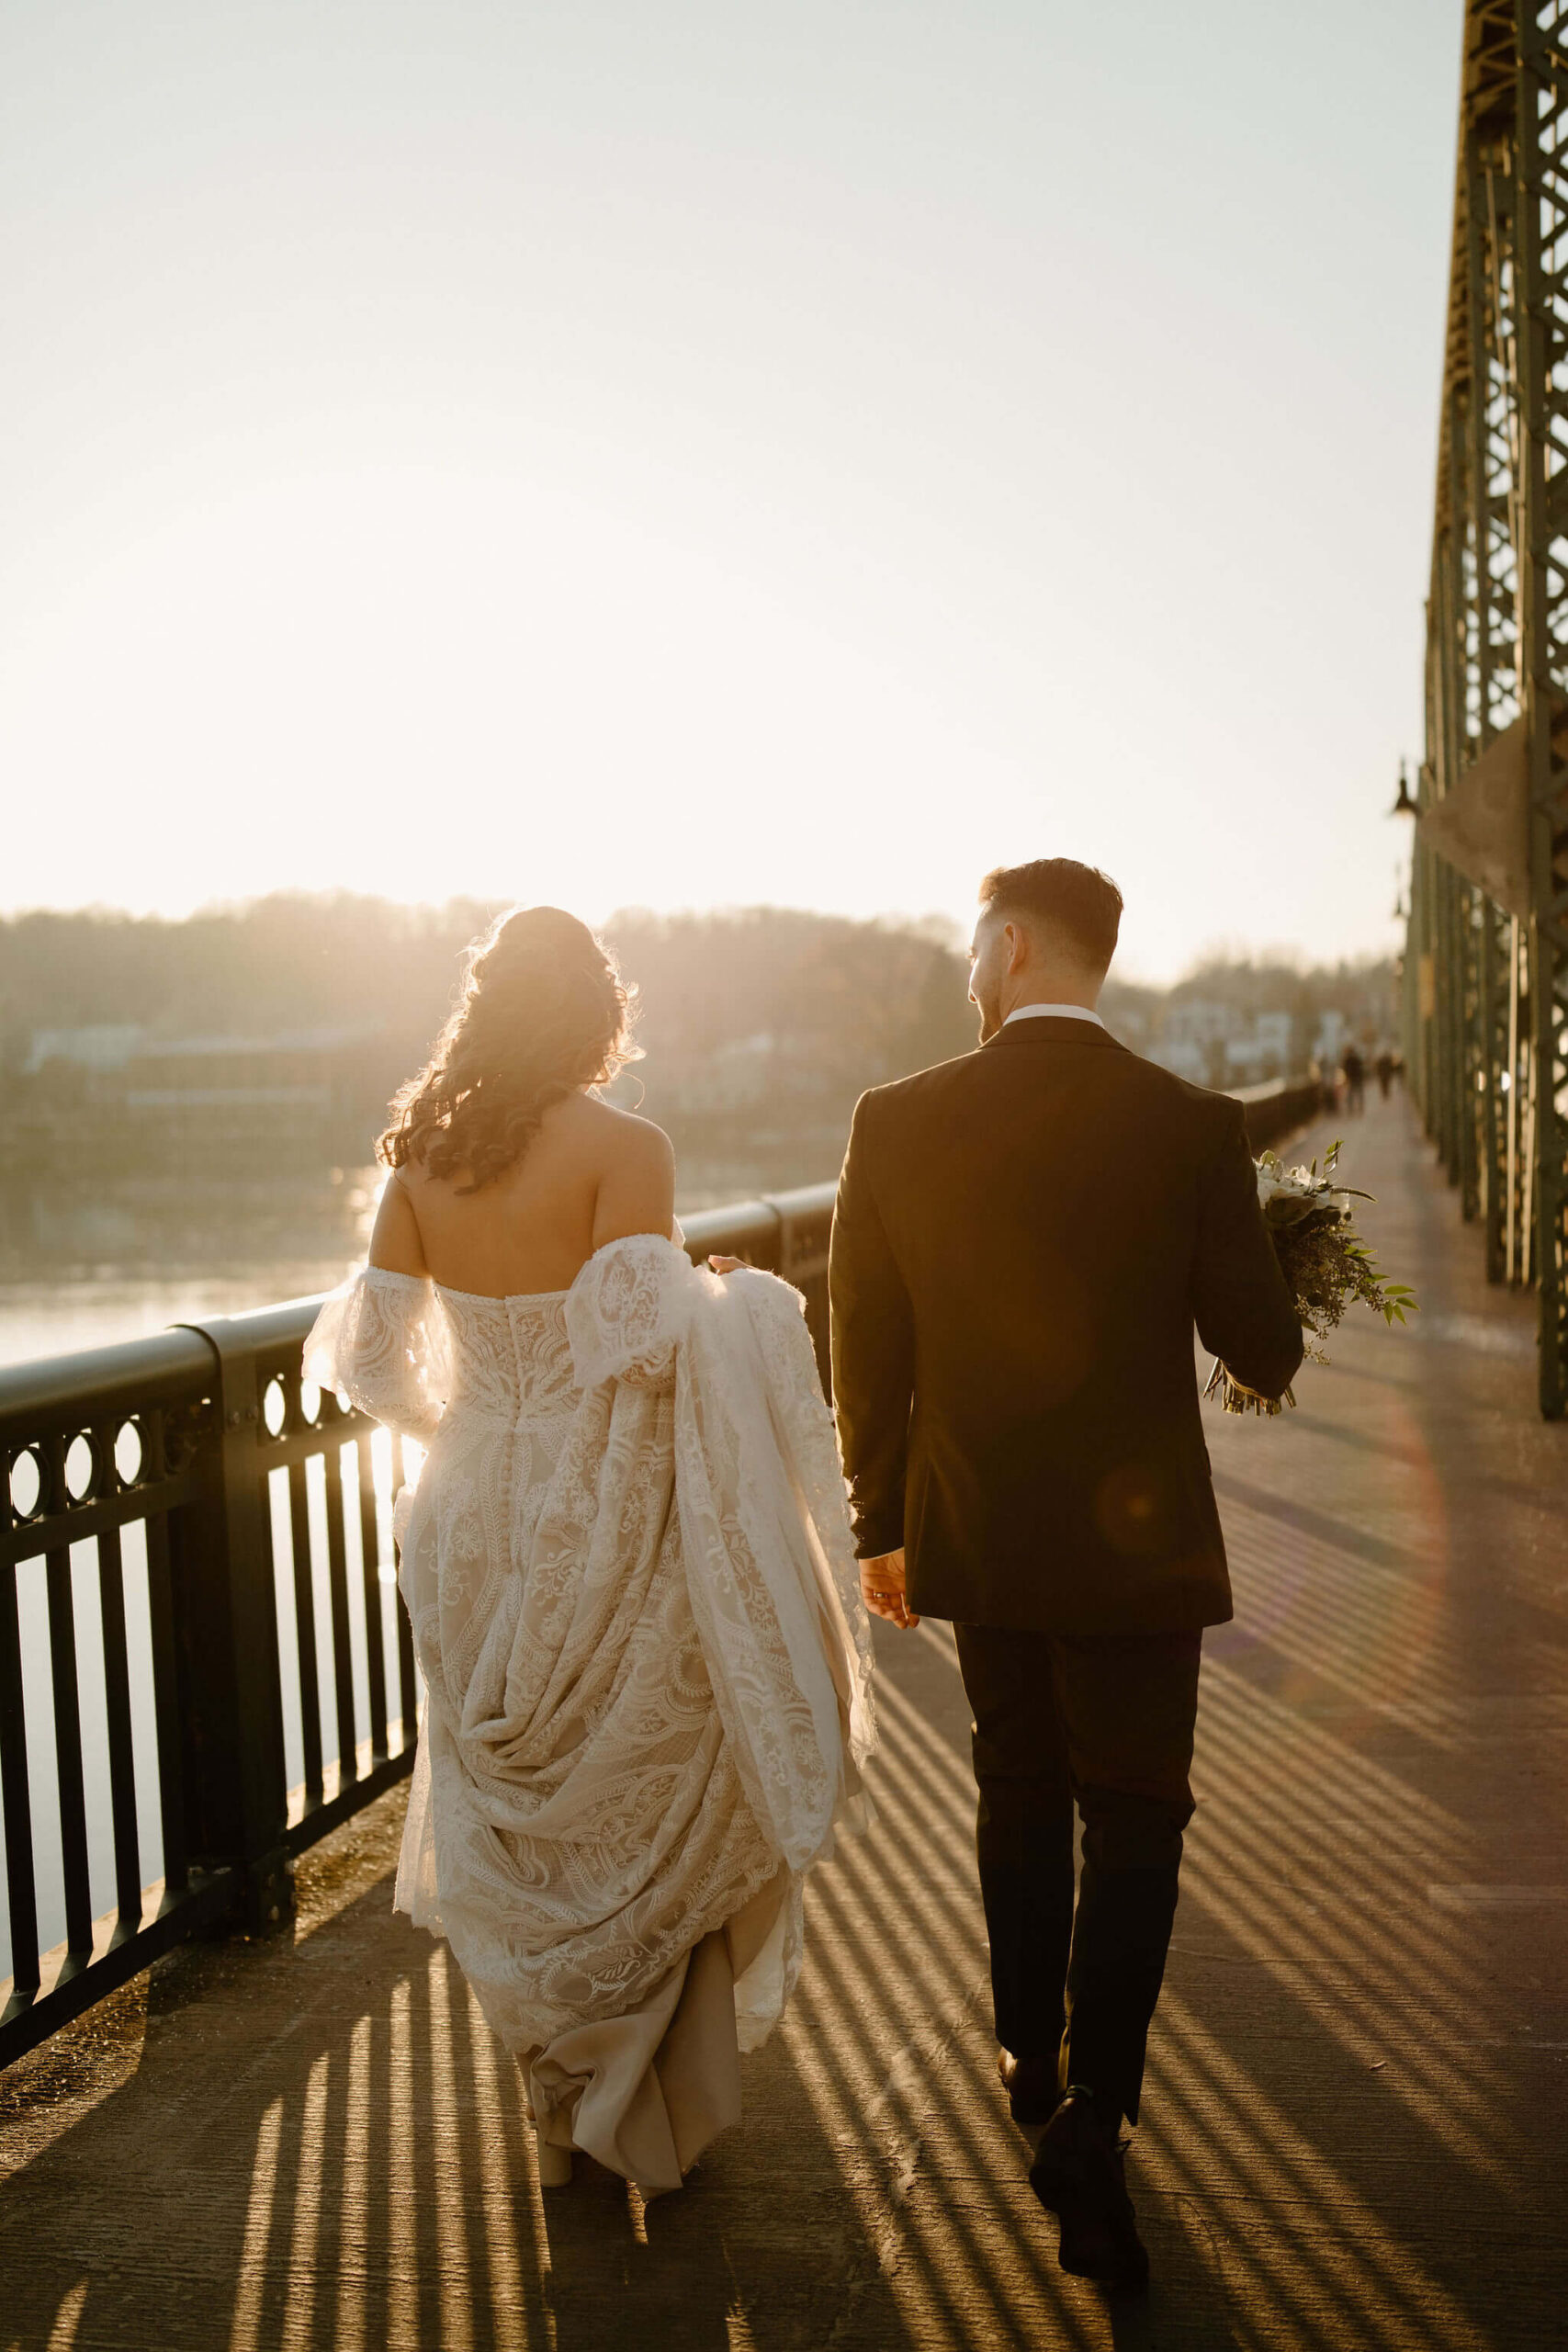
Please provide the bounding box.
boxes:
[378,906,640,1193]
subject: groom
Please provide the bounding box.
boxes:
[829,858,1301,2286]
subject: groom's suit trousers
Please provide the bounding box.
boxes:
[953,1622,1201,2129]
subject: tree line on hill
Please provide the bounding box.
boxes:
[0,896,1395,1172]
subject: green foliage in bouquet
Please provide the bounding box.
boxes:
[1204,1141,1417,1417]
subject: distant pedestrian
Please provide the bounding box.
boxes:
[1375,1049,1394,1101]
[1342,1046,1366,1114]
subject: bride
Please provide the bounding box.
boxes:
[304,905,873,2197]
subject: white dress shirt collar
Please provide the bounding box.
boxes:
[1002,1001,1106,1031]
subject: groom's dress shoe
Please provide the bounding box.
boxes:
[997,2048,1057,2130]
[1028,2088,1150,2290]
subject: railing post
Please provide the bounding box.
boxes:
[168,1321,294,1937]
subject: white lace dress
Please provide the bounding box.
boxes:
[304,1232,874,2191]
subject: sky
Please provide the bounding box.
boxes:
[2,1,1459,982]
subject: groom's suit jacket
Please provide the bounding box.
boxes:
[829,1016,1303,1633]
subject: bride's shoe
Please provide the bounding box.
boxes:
[534,2124,573,2188]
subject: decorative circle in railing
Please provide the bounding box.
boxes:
[8,1445,44,1521]
[299,1379,322,1428]
[263,1377,287,1438]
[65,1433,98,1502]
[114,1419,144,1487]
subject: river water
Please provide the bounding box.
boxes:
[0,1167,383,1372]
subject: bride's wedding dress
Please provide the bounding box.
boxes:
[304,1231,873,2192]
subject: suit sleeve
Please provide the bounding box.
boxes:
[1191,1102,1304,1400]
[829,1092,916,1559]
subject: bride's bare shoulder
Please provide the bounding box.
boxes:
[567,1091,675,1176]
[566,1096,676,1247]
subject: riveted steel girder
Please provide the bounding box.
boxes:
[1412,2,1568,1414]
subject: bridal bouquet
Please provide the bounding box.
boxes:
[1204,1142,1417,1417]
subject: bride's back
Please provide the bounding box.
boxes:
[367,904,674,1300]
[394,1094,673,1297]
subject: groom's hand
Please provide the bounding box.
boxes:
[859,1549,919,1631]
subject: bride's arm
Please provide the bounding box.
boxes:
[304,1175,448,1440]
[368,1170,428,1275]
[591,1117,677,1251]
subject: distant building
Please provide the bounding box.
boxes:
[1149,1037,1209,1083]
[1151,999,1233,1087]
[1256,1010,1293,1067]
[663,1033,777,1114]
[24,1024,147,1080]
[121,1026,385,1128]
[1150,1001,1300,1088]
[1224,1010,1294,1084]
[1161,1000,1233,1051]
[12,1022,393,1161]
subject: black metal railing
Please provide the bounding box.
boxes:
[1235,1077,1325,1155]
[0,1188,833,2070]
[0,1080,1312,2071]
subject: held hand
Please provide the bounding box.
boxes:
[859,1548,919,1631]
[707,1255,748,1275]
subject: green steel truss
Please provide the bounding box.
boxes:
[1411,1,1568,1414]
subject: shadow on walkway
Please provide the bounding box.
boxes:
[1,1096,1564,2349]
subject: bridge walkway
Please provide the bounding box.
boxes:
[0,1091,1564,2350]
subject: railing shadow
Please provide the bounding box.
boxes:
[3,1093,1561,2352]
[0,1631,1220,2352]
[2,1612,1535,2352]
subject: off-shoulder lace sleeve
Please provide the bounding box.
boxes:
[303,1265,452,1441]
[565,1232,702,1389]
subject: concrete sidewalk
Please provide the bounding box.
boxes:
[1,1093,1564,2349]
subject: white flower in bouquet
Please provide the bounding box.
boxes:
[1255,1155,1356,1226]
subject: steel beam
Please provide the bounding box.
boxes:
[1413,2,1568,1415]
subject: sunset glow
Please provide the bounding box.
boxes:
[2,1,1453,978]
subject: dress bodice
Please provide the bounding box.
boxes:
[434,1284,576,1422]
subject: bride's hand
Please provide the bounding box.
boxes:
[859,1549,919,1630]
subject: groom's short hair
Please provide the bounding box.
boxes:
[978,858,1122,972]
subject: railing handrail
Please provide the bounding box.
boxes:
[0,1187,843,1415]
[0,1327,215,1442]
